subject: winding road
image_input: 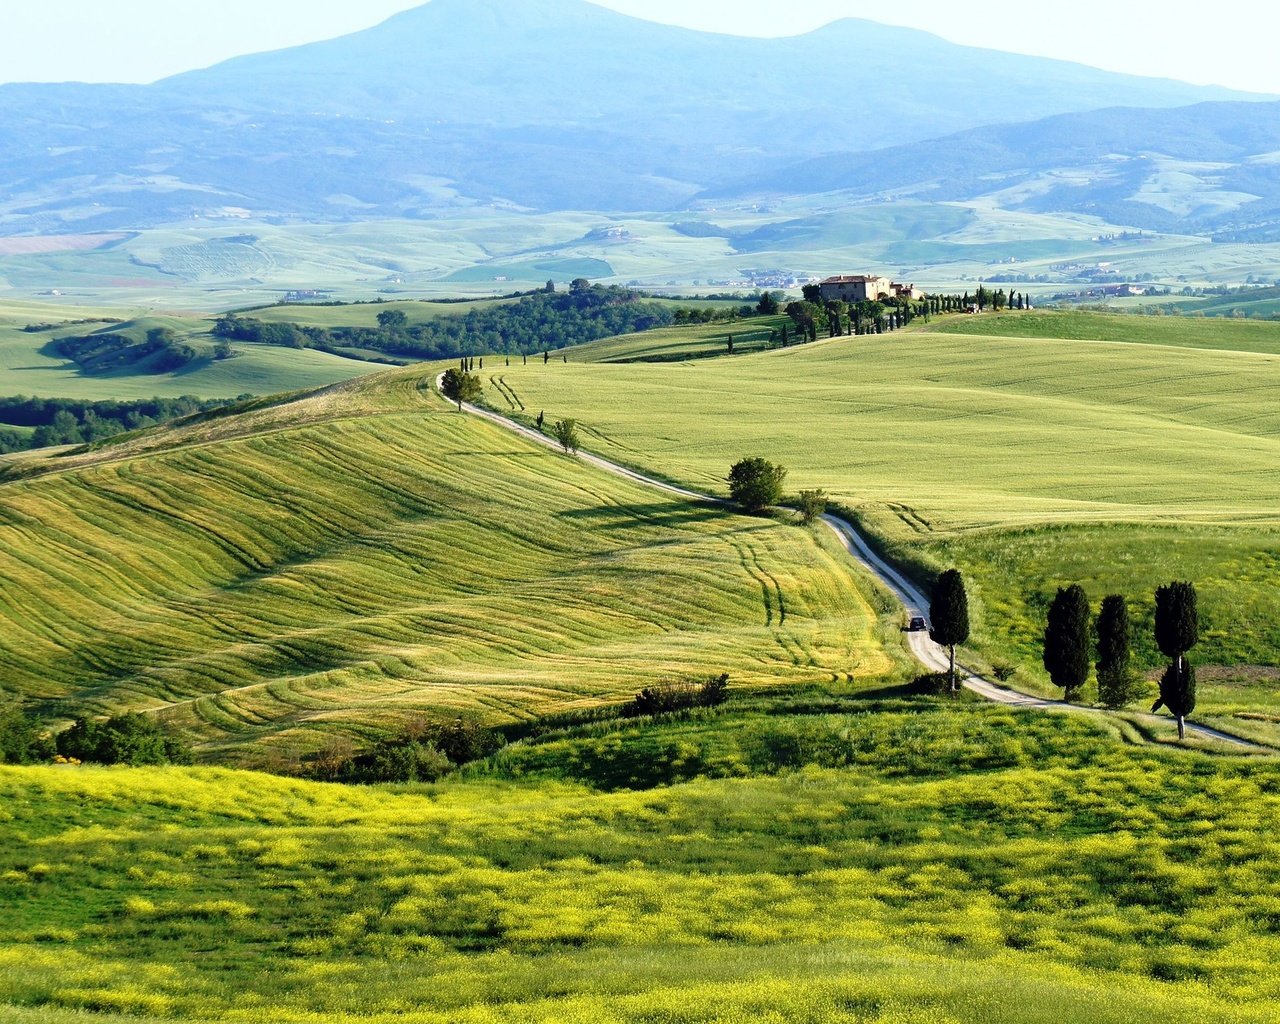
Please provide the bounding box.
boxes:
[441,376,1265,751]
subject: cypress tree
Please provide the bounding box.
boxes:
[1095,595,1135,709]
[1043,585,1091,702]
[929,570,971,692]
[1153,581,1200,739]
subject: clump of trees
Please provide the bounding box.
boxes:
[623,674,729,717]
[439,368,483,411]
[215,284,676,362]
[56,713,193,766]
[728,457,786,513]
[0,395,237,453]
[0,699,54,764]
[311,718,503,784]
[58,327,201,375]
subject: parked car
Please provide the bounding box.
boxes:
[908,616,927,632]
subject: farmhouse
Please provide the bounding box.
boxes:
[819,275,923,302]
[818,275,893,302]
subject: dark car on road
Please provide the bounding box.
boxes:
[908,616,927,632]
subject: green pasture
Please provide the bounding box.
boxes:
[576,316,790,363]
[929,309,1280,355]
[0,367,889,763]
[3,699,1280,1022]
[497,315,1280,718]
[0,303,378,400]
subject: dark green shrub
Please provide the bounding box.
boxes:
[57,713,193,766]
[624,674,730,717]
[0,699,54,764]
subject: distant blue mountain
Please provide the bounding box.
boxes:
[0,0,1268,231]
[706,100,1280,238]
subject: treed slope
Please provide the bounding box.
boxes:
[0,367,887,764]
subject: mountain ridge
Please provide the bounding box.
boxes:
[0,0,1270,233]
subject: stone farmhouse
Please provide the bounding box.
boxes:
[818,275,922,302]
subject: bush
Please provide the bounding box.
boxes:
[795,489,828,525]
[623,674,730,717]
[56,713,193,766]
[992,663,1017,682]
[727,457,787,513]
[910,672,955,696]
[550,418,581,454]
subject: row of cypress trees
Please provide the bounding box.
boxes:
[1043,581,1200,737]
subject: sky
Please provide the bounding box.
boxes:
[3,0,1279,94]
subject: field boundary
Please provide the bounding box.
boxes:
[439,374,1270,752]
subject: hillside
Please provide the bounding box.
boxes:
[709,100,1280,239]
[0,366,887,764]
[498,312,1280,739]
[0,0,1260,232]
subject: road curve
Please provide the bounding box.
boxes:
[439,376,1265,751]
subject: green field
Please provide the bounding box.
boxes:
[4,699,1280,1023]
[0,302,379,400]
[930,309,1280,355]
[491,314,1280,731]
[0,367,890,764]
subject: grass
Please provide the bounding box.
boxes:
[576,316,791,363]
[929,309,1280,355]
[496,313,1280,724]
[0,366,892,764]
[2,698,1279,1022]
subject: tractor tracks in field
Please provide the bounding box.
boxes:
[439,376,1270,753]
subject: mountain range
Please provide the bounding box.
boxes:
[0,0,1273,235]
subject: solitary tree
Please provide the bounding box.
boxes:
[377,309,409,331]
[550,418,581,455]
[1153,581,1200,739]
[440,368,482,411]
[1095,594,1136,709]
[929,570,970,692]
[727,457,787,514]
[1043,584,1091,702]
[756,291,780,315]
[795,489,828,525]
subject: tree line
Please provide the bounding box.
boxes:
[0,395,239,454]
[215,283,689,362]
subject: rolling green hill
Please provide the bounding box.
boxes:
[499,313,1280,737]
[0,302,379,401]
[0,367,887,765]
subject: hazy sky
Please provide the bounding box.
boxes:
[4,0,1279,94]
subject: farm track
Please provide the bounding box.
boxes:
[446,377,1269,752]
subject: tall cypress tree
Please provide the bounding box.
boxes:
[1095,594,1135,709]
[1153,581,1200,739]
[929,570,970,693]
[1043,584,1091,702]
